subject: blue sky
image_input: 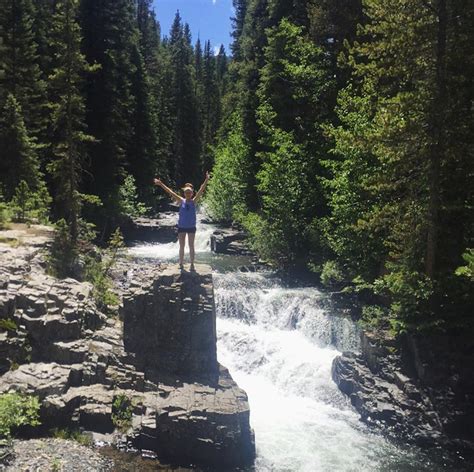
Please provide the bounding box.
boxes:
[153,0,234,54]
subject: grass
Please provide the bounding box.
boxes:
[0,318,18,332]
[50,428,93,447]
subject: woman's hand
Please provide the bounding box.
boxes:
[153,177,162,187]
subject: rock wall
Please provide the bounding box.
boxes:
[122,265,218,381]
[0,229,255,469]
[332,330,474,455]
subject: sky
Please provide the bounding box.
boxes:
[153,0,234,54]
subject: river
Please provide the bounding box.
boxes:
[127,218,469,472]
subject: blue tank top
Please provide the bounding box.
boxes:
[178,199,196,228]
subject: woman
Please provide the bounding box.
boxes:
[153,172,210,271]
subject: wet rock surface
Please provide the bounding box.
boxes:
[332,330,474,456]
[210,228,254,256]
[0,226,255,469]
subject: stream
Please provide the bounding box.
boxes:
[126,218,469,471]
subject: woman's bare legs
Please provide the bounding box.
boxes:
[188,232,196,270]
[178,233,186,267]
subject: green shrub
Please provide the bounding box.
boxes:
[0,318,17,332]
[455,249,474,282]
[50,427,92,447]
[48,219,123,311]
[238,211,287,265]
[0,190,10,229]
[204,112,252,222]
[360,304,390,329]
[111,393,133,431]
[47,218,79,279]
[320,260,345,287]
[9,180,50,224]
[118,174,148,218]
[0,393,41,438]
[83,228,123,310]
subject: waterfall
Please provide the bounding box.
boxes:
[128,218,454,472]
[214,271,443,472]
[128,214,215,260]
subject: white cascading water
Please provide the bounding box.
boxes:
[215,271,426,472]
[129,217,451,471]
[128,217,215,260]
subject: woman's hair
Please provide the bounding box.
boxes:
[182,182,194,190]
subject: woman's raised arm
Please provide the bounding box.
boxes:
[193,171,210,203]
[154,177,182,203]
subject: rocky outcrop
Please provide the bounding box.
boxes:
[332,330,474,455]
[123,265,218,380]
[0,231,255,469]
[210,228,253,256]
[120,213,178,243]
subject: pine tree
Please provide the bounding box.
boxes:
[249,18,334,265]
[0,0,48,148]
[47,0,96,241]
[34,0,56,80]
[168,12,202,184]
[80,0,143,224]
[200,41,221,171]
[216,45,228,84]
[230,0,248,60]
[327,0,474,327]
[128,34,159,207]
[0,94,47,200]
[136,0,171,187]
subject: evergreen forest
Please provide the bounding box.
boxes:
[0,0,472,334]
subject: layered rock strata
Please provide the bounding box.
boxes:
[120,213,178,243]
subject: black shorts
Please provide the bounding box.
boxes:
[177,226,196,234]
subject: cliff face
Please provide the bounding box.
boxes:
[0,228,255,469]
[121,264,255,467]
[122,265,218,380]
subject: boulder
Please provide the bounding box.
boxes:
[210,229,253,256]
[332,329,474,454]
[140,365,255,468]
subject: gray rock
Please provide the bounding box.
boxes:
[210,228,253,256]
[121,213,178,243]
[332,329,474,454]
[122,264,219,380]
